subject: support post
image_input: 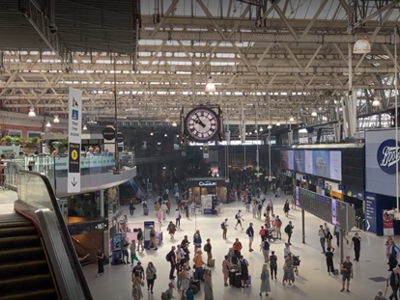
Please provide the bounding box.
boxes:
[340,229,345,264]
[302,209,305,244]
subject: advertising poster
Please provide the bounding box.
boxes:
[280,150,294,170]
[294,150,305,172]
[383,210,394,236]
[330,151,342,181]
[305,150,313,174]
[312,150,330,178]
[331,198,337,225]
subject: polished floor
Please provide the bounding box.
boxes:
[83,193,392,300]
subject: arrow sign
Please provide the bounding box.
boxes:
[366,219,370,231]
[71,177,78,187]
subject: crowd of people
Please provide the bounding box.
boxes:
[93,182,391,300]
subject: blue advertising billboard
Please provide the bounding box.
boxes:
[364,192,377,234]
[280,149,342,181]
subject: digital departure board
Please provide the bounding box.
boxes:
[297,187,355,231]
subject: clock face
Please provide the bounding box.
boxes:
[184,107,220,142]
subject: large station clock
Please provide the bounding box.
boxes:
[184,106,221,143]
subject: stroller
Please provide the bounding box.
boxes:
[292,255,301,276]
[265,227,277,242]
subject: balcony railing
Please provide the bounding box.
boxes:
[4,152,135,191]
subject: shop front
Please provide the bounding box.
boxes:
[185,178,229,203]
[365,129,400,235]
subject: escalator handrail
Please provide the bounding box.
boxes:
[19,170,93,300]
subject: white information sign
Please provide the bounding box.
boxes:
[67,88,82,193]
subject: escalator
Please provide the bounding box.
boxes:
[0,213,59,300]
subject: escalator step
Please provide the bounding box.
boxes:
[0,274,53,293]
[0,247,45,264]
[0,227,37,238]
[0,260,49,279]
[0,235,40,249]
[0,221,31,229]
[0,288,57,300]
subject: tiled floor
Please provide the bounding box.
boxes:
[0,190,17,215]
[83,193,393,300]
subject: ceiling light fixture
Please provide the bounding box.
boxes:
[176,134,179,138]
[372,98,381,107]
[289,116,294,122]
[28,107,36,117]
[83,125,87,130]
[205,76,216,92]
[46,121,51,128]
[353,35,371,54]
[276,122,280,126]
[53,115,60,123]
[171,121,177,127]
[311,111,318,117]
[259,127,263,132]
[267,125,272,129]
[150,132,154,136]
[164,134,168,137]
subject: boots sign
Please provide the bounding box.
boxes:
[377,139,400,174]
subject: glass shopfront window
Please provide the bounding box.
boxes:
[66,191,101,222]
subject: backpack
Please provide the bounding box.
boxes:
[166,251,172,262]
[261,271,267,281]
[258,204,263,210]
[137,231,143,240]
[221,222,225,230]
[203,244,210,252]
[284,225,291,234]
[246,228,250,235]
[235,213,239,219]
[263,241,270,251]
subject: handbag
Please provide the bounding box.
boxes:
[153,273,157,280]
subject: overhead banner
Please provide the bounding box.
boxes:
[67,88,82,193]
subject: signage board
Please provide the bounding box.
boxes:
[364,192,377,233]
[199,181,217,187]
[376,139,400,174]
[298,187,354,231]
[67,88,82,193]
[103,126,116,140]
[203,146,209,159]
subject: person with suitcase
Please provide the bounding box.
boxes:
[239,255,250,287]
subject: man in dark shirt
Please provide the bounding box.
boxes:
[204,238,212,266]
[325,247,334,275]
[340,256,353,292]
[387,267,400,300]
[132,262,144,279]
[284,221,294,245]
[246,223,255,252]
[167,246,176,280]
[351,233,361,261]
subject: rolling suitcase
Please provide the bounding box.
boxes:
[229,269,237,286]
[333,269,339,275]
[186,289,194,300]
[144,207,149,215]
[234,272,242,288]
[248,275,251,286]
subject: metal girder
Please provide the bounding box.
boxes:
[151,0,180,38]
[21,0,72,71]
[141,29,391,43]
[302,0,329,36]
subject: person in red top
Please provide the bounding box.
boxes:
[232,238,243,257]
[275,216,282,240]
[259,226,267,242]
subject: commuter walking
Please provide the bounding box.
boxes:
[96,247,105,278]
[351,233,361,262]
[129,199,135,216]
[275,216,282,240]
[204,238,212,267]
[145,262,157,294]
[221,218,228,240]
[283,200,290,217]
[203,268,214,300]
[166,246,176,280]
[175,208,181,228]
[282,253,295,286]
[147,226,158,250]
[222,255,231,287]
[261,238,270,263]
[325,247,334,275]
[387,268,400,300]
[130,240,140,265]
[269,251,278,280]
[137,228,144,252]
[167,221,177,240]
[318,225,326,253]
[246,222,255,252]
[284,221,294,245]
[132,270,143,300]
[235,210,244,230]
[257,202,263,219]
[193,230,202,253]
[326,228,334,252]
[259,264,271,297]
[340,256,353,292]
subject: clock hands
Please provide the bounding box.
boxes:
[194,118,206,128]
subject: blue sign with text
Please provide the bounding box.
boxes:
[364,192,377,234]
[377,139,400,174]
